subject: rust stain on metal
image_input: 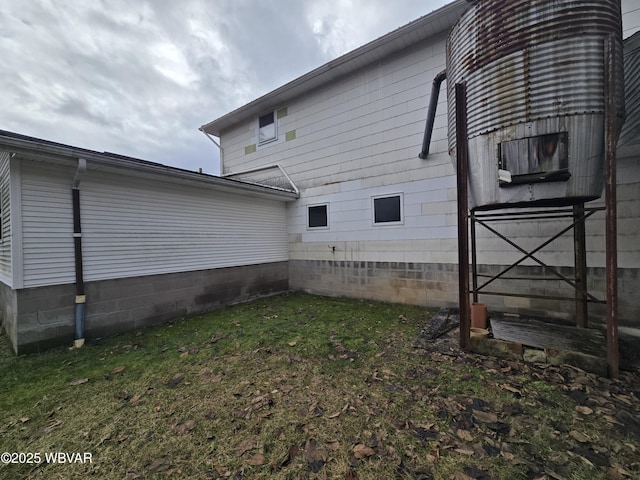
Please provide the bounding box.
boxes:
[446,0,624,210]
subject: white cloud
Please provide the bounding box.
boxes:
[0,0,450,174]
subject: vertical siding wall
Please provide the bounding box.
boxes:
[0,152,11,287]
[20,162,76,287]
[19,161,288,288]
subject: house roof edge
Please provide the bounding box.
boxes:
[200,0,468,137]
[0,129,299,201]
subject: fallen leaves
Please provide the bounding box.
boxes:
[174,419,196,436]
[147,456,172,474]
[69,378,89,386]
[167,372,185,388]
[456,429,474,442]
[42,419,62,435]
[5,296,640,480]
[569,430,591,443]
[472,409,498,424]
[575,405,594,415]
[327,403,349,419]
[236,439,259,456]
[246,453,265,466]
[352,443,375,459]
[304,439,328,472]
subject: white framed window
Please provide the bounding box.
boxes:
[372,193,403,225]
[258,111,277,145]
[307,203,329,229]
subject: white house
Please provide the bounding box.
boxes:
[201,0,640,329]
[0,130,297,353]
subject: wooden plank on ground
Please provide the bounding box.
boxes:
[490,318,607,358]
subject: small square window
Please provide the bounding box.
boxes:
[258,111,276,144]
[308,204,328,229]
[373,194,402,224]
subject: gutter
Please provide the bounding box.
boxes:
[0,130,297,201]
[223,164,300,197]
[72,158,87,348]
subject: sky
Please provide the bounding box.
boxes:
[0,0,451,175]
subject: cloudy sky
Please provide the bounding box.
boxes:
[0,0,450,175]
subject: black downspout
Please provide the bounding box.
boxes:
[418,69,447,159]
[72,159,86,347]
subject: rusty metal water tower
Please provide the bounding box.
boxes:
[425,0,626,375]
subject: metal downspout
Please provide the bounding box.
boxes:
[418,69,447,159]
[72,159,87,348]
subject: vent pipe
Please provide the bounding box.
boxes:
[418,69,446,159]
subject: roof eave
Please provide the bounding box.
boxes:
[200,0,468,137]
[0,131,299,201]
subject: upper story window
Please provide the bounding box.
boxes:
[258,111,277,145]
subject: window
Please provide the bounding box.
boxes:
[373,194,403,224]
[308,204,328,229]
[498,132,570,186]
[258,111,276,144]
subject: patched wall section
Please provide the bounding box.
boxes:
[13,262,288,354]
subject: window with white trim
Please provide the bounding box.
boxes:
[258,111,277,144]
[307,204,328,229]
[372,194,403,225]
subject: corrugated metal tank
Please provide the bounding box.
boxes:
[447,0,625,210]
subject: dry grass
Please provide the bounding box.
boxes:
[0,293,638,480]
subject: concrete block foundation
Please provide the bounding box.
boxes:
[289,259,640,329]
[2,261,288,354]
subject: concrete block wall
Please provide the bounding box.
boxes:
[289,259,640,329]
[290,259,459,307]
[8,261,288,354]
[0,280,15,344]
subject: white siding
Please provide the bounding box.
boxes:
[21,162,76,287]
[0,152,11,285]
[289,177,457,244]
[19,160,288,288]
[80,170,288,281]
[221,33,451,191]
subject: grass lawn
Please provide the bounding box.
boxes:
[0,292,638,480]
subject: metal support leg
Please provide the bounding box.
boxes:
[455,83,470,350]
[604,35,619,378]
[573,203,588,328]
